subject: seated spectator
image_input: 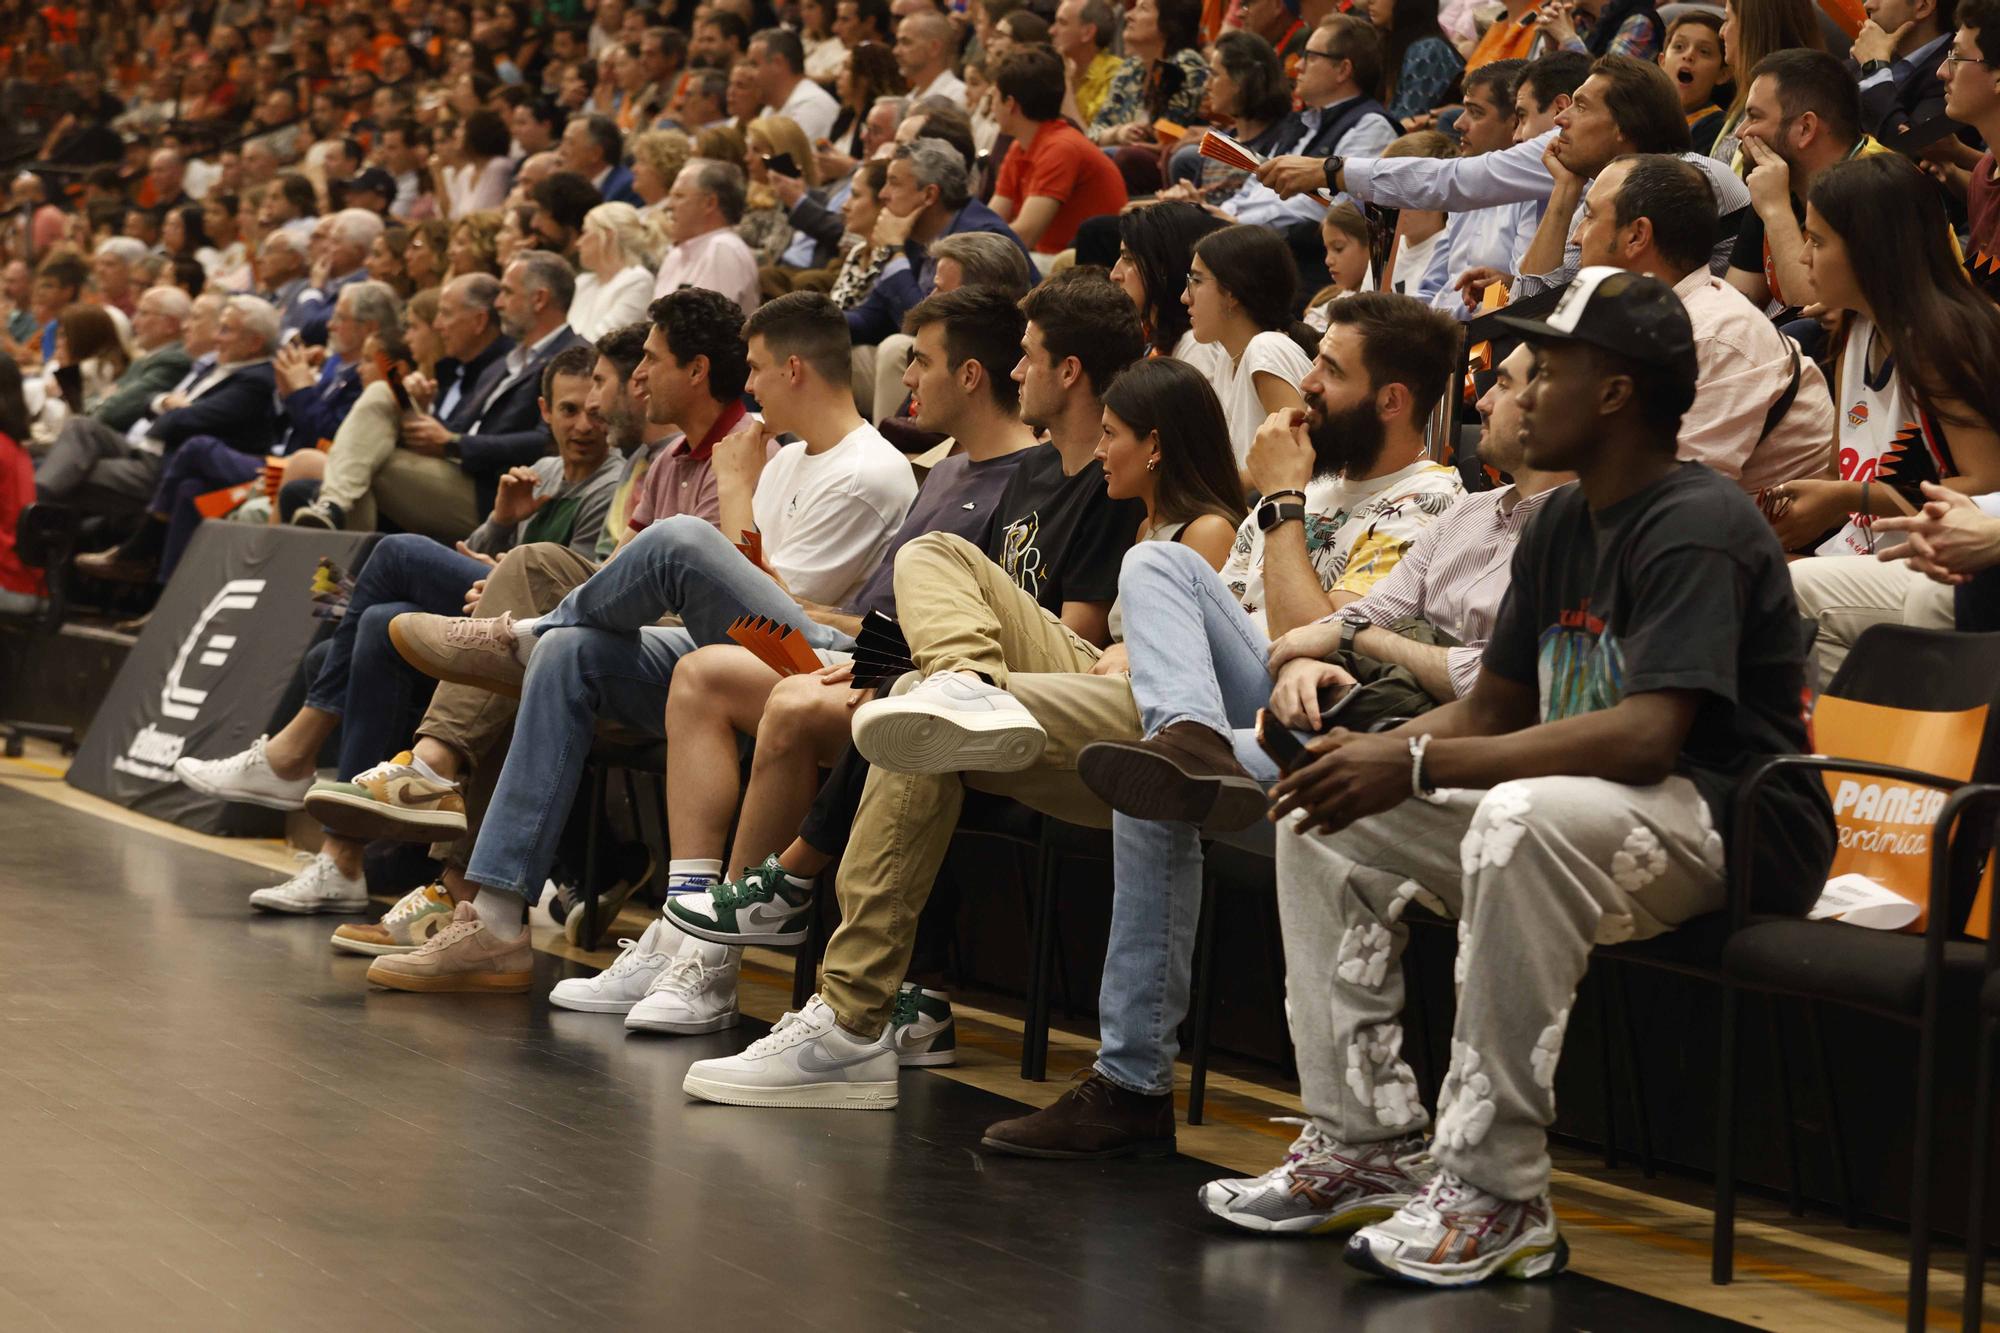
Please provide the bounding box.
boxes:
[1185,223,1312,471]
[77,286,193,435]
[1781,154,2000,680]
[296,256,577,539]
[805,0,852,85]
[256,231,317,338]
[1845,0,1954,141]
[1238,0,1311,80]
[365,226,417,301]
[1727,49,1891,311]
[0,362,44,618]
[1090,0,1209,158]
[894,13,968,106]
[35,294,278,520]
[1574,154,1836,494]
[25,305,129,448]
[1221,269,1830,1289]
[1369,0,1467,123]
[1661,13,1729,154]
[629,129,695,219]
[570,203,660,339]
[989,49,1129,256]
[91,237,146,319]
[292,208,386,346]
[652,158,764,315]
[176,334,641,915]
[740,116,825,265]
[449,212,506,278]
[1940,0,2000,258]
[440,109,518,218]
[827,46,909,165]
[364,292,916,994]
[1105,203,1228,365]
[750,27,841,141]
[1536,0,1667,62]
[272,279,401,453]
[527,171,606,260]
[1707,0,1828,165]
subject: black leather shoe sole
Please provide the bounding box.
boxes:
[978,1133,1177,1160]
[1077,740,1268,834]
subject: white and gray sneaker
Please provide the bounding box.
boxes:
[1199,1119,1432,1234]
[1344,1171,1567,1287]
[175,735,314,810]
[248,851,370,914]
[549,919,678,1015]
[683,995,899,1109]
[624,941,740,1034]
[849,671,1046,773]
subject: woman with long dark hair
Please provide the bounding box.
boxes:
[1109,201,1227,359]
[1367,0,1463,122]
[1164,31,1292,198]
[1710,0,1823,163]
[1773,154,2000,677]
[1098,358,1247,571]
[1184,223,1312,471]
[828,42,906,161]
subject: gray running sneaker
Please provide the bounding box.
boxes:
[1344,1170,1567,1287]
[1198,1119,1432,1234]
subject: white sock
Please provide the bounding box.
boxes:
[407,752,451,785]
[666,858,723,894]
[471,887,527,940]
[509,614,540,638]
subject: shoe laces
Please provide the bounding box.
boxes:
[739,1002,832,1057]
[382,885,445,925]
[1269,1116,1338,1167]
[644,951,710,997]
[215,736,273,776]
[889,986,920,1028]
[350,758,415,785]
[443,614,514,652]
[1408,1170,1497,1224]
[599,934,665,981]
[708,867,775,911]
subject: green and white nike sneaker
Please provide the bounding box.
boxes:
[888,983,956,1067]
[664,855,815,945]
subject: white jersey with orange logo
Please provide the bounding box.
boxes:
[1818,316,1949,557]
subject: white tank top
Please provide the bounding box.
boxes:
[1817,317,1950,557]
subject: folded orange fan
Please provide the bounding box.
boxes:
[1152,119,1187,143]
[735,529,765,570]
[1197,130,1332,205]
[726,614,823,678]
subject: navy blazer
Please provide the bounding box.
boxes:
[292,269,366,347]
[600,164,642,207]
[151,362,280,457]
[279,354,361,453]
[453,325,585,512]
[436,336,515,432]
[1855,41,1953,141]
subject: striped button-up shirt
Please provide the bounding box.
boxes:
[1326,480,1570,699]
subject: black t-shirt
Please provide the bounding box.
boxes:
[984,443,1142,615]
[1482,462,1835,914]
[845,449,1031,620]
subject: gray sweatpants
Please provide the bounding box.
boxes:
[1275,774,1726,1201]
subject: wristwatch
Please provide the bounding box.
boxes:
[1338,613,1371,656]
[1321,154,1346,194]
[1255,495,1306,533]
[443,432,463,462]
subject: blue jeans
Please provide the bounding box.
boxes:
[304,532,489,780]
[1093,542,1291,1095]
[465,516,856,899]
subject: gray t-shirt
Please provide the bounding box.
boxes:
[845,447,1031,619]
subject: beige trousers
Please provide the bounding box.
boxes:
[819,532,1143,1035]
[317,380,400,531]
[376,452,482,544]
[847,332,915,424]
[1789,552,1955,687]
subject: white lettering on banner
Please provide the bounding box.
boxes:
[160,578,265,721]
[1830,780,1947,827]
[112,722,187,781]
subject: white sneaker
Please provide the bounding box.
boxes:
[175,735,314,810]
[248,851,370,914]
[1345,1171,1567,1286]
[550,920,677,1015]
[849,671,1046,773]
[683,995,899,1109]
[624,941,740,1034]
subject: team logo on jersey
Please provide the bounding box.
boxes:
[1848,401,1869,429]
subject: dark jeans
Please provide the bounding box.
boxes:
[303,532,489,780]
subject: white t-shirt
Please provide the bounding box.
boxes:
[751,423,919,606]
[1214,330,1314,468]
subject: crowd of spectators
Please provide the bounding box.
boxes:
[5,0,2000,1295]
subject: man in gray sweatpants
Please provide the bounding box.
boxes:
[1197,268,1834,1288]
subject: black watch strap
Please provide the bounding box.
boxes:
[1322,155,1345,192]
[1257,499,1306,533]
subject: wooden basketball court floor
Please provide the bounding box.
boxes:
[1,745,1992,1331]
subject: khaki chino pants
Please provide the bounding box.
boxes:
[821,533,1144,1035]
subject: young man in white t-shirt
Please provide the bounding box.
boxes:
[366,292,917,995]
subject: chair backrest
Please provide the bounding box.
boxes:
[1824,625,2000,776]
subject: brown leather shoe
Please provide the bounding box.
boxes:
[1076,721,1267,834]
[982,1071,1175,1159]
[75,547,157,584]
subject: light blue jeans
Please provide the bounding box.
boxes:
[1094,542,1291,1096]
[465,516,854,899]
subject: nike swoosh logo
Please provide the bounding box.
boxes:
[794,1043,887,1074]
[742,901,798,927]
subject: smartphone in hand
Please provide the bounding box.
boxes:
[1257,708,1309,775]
[762,152,801,178]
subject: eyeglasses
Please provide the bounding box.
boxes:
[1300,47,1345,64]
[1944,50,1991,68]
